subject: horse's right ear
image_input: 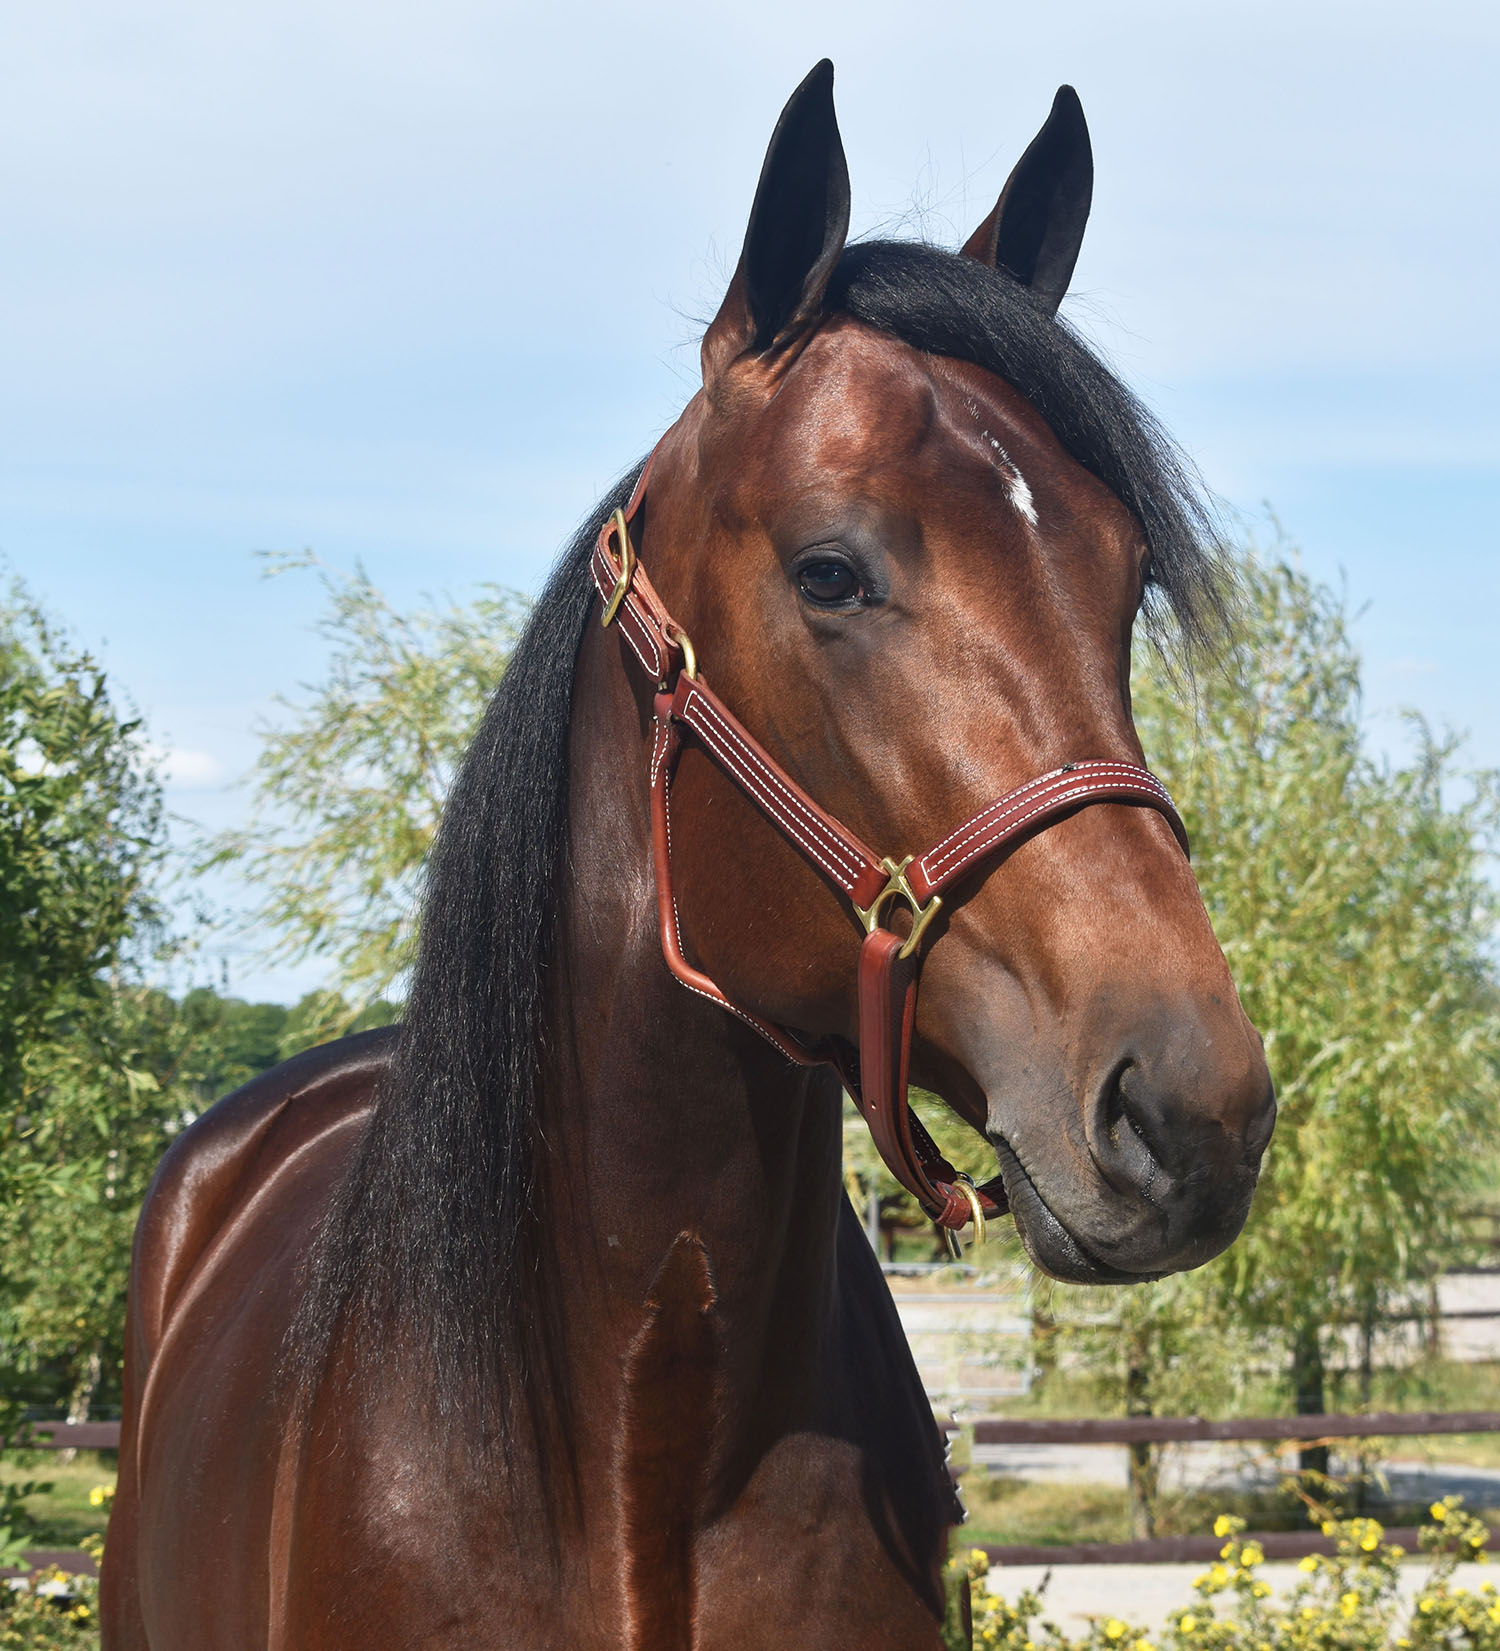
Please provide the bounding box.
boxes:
[702,61,851,381]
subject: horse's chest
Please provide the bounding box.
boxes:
[282,1435,945,1650]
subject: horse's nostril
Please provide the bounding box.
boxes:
[1090,1061,1165,1201]
[1089,1041,1276,1209]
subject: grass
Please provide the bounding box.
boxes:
[958,1470,1500,1547]
[1,1452,115,1547]
[958,1359,1500,1545]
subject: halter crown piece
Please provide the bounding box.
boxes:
[593,450,1189,1252]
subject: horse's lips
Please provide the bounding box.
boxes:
[988,1133,1166,1285]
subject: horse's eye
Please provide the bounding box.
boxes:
[796,560,861,606]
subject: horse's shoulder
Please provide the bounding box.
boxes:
[129,1025,397,1353]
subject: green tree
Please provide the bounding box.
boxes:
[0,592,163,1179]
[1033,549,1500,1530]
[0,588,164,1523]
[203,556,527,1031]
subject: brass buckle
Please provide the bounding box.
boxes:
[600,508,636,628]
[854,855,942,960]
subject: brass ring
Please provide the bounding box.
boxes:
[953,1173,986,1248]
[665,622,698,681]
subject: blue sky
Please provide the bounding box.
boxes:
[3,0,1496,1002]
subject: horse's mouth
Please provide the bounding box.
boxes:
[988,1134,1167,1285]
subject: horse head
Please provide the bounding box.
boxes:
[616,62,1274,1284]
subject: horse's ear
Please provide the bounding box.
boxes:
[960,86,1092,315]
[702,60,851,379]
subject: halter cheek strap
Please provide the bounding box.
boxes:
[593,461,1189,1236]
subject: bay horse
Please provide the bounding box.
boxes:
[103,63,1274,1650]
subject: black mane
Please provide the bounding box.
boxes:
[289,239,1223,1452]
[289,464,643,1454]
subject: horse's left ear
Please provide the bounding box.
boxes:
[961,86,1092,315]
[702,60,851,380]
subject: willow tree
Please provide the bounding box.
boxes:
[1034,550,1499,1530]
[204,555,529,1033]
[1146,558,1498,1412]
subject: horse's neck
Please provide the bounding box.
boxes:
[546,626,849,1493]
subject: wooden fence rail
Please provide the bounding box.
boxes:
[6,1420,122,1450]
[971,1410,1500,1565]
[971,1410,1500,1447]
[8,1414,1500,1572]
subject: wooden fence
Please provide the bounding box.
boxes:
[7,1413,1500,1573]
[969,1410,1500,1565]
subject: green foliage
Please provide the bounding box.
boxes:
[950,1502,1500,1651]
[1006,551,1500,1529]
[202,554,527,1030]
[0,1555,99,1648]
[1132,555,1500,1344]
[0,589,166,1459]
[0,594,162,1202]
[1,984,376,1424]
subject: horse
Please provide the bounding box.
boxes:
[102,62,1275,1650]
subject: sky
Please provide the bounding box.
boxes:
[3,0,1496,1003]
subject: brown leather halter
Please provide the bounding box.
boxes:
[593,453,1189,1246]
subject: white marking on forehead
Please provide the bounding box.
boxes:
[964,397,1039,528]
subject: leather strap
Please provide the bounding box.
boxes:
[596,462,1189,1232]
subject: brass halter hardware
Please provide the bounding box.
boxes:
[853,855,943,960]
[941,1174,987,1259]
[954,1174,985,1246]
[664,622,698,682]
[600,508,636,628]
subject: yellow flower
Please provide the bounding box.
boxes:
[1104,1619,1127,1641]
[88,1483,115,1507]
[1179,1615,1197,1633]
[1252,1582,1271,1599]
[1431,1502,1448,1522]
[1132,1639,1155,1651]
[1214,1515,1235,1539]
[1418,1596,1436,1614]
[1300,1606,1319,1621]
[1298,1556,1319,1573]
[1241,1542,1264,1568]
[1340,1592,1359,1618]
[1208,1566,1229,1588]
[1321,1520,1336,1537]
[1220,1541,1235,1559]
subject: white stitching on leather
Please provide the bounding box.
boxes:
[920,761,1167,869]
[921,766,1174,882]
[920,762,1167,868]
[923,771,1172,880]
[661,757,803,1061]
[593,541,664,677]
[683,687,866,892]
[650,717,672,789]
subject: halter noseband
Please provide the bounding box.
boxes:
[592,455,1189,1248]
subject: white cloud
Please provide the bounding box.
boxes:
[147,743,226,790]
